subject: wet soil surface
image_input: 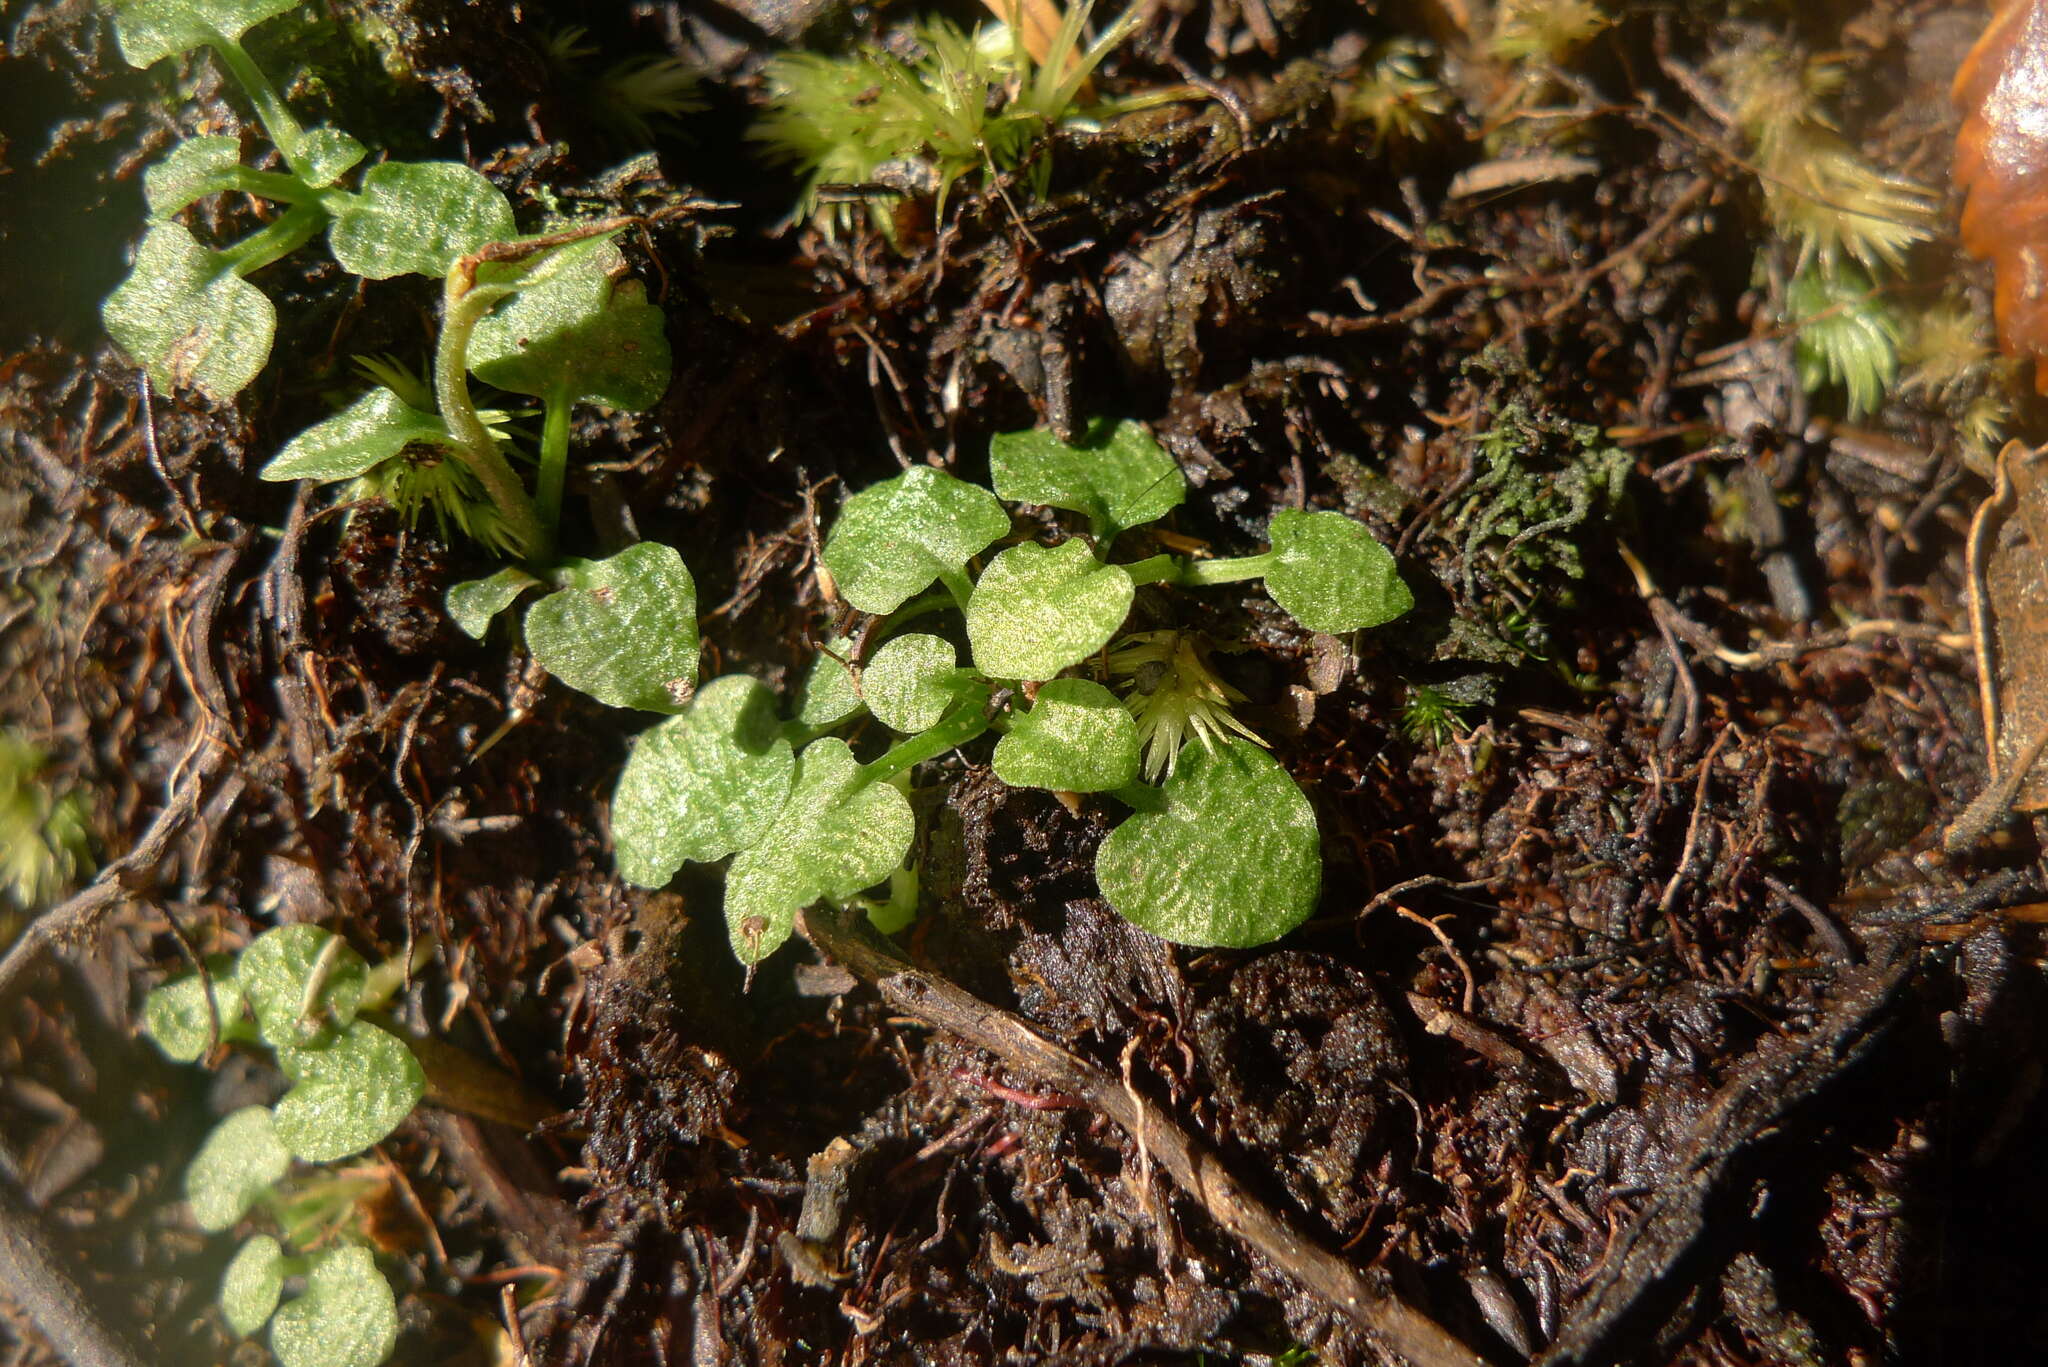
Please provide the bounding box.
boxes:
[4,1,2048,1364]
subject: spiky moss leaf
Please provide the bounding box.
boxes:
[327,162,515,279]
[988,419,1186,542]
[103,222,275,400]
[142,956,248,1062]
[469,234,671,411]
[966,539,1132,680]
[1787,263,1902,419]
[186,1106,292,1232]
[862,633,966,733]
[445,567,540,641]
[268,1245,398,1367]
[262,388,453,483]
[796,635,864,728]
[992,678,1138,792]
[821,467,1009,614]
[1262,510,1412,634]
[109,0,297,66]
[725,739,913,964]
[1096,741,1319,948]
[525,543,699,713]
[221,1235,286,1336]
[238,925,369,1049]
[612,676,795,887]
[273,1020,425,1162]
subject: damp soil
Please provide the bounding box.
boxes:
[4,2,2048,1365]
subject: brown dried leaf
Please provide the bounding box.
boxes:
[1954,0,2048,390]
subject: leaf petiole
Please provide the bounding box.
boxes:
[1178,552,1275,588]
[217,202,328,278]
[858,697,989,787]
[205,34,310,174]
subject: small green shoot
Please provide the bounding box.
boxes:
[0,733,93,914]
[1786,260,1901,420]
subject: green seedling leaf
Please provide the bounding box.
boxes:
[273,1020,425,1162]
[612,675,795,887]
[269,1245,398,1367]
[525,542,699,713]
[186,1106,292,1233]
[863,633,969,733]
[469,234,671,411]
[103,222,275,400]
[966,539,1133,680]
[109,0,298,66]
[988,420,1186,541]
[725,739,914,964]
[142,956,248,1062]
[221,1234,286,1336]
[446,567,540,640]
[1262,510,1412,635]
[328,161,515,279]
[261,387,453,483]
[992,678,1138,792]
[297,128,367,188]
[796,635,864,728]
[145,137,251,218]
[821,466,1009,614]
[1096,740,1319,948]
[238,925,369,1049]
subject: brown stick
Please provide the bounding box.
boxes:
[800,906,1490,1367]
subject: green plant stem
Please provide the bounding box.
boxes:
[206,36,308,174]
[535,387,572,557]
[939,567,975,613]
[231,167,323,205]
[1119,553,1184,587]
[435,273,545,556]
[860,699,988,787]
[220,203,328,278]
[1180,553,1274,588]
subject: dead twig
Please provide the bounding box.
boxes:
[800,905,1490,1367]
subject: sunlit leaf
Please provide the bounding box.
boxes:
[103,222,274,400]
[186,1106,291,1232]
[269,1245,398,1367]
[796,634,864,727]
[992,677,1138,792]
[221,1235,285,1336]
[820,466,1009,614]
[328,161,515,279]
[524,543,699,713]
[469,233,671,411]
[141,956,248,1062]
[445,566,540,641]
[965,538,1132,680]
[1261,510,1412,635]
[237,925,368,1049]
[862,632,967,733]
[988,419,1185,541]
[261,387,453,484]
[272,1020,425,1162]
[109,0,298,67]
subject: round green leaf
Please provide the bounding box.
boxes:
[863,633,964,733]
[296,128,367,188]
[612,675,796,887]
[328,161,515,280]
[144,137,249,219]
[445,566,540,641]
[272,1020,425,1163]
[469,234,671,411]
[103,223,275,400]
[821,467,1009,615]
[725,739,914,965]
[269,1245,398,1367]
[261,387,452,484]
[796,635,864,728]
[238,925,369,1049]
[1262,510,1412,635]
[186,1106,291,1233]
[966,539,1132,681]
[992,678,1138,792]
[525,543,700,713]
[1096,741,1319,948]
[141,958,247,1062]
[988,420,1185,541]
[221,1234,286,1337]
[109,0,298,66]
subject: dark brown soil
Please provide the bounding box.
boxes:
[4,2,2046,1365]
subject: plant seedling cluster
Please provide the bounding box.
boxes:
[142,926,428,1367]
[610,421,1413,964]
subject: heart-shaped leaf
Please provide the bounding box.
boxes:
[261,387,452,484]
[821,466,1009,614]
[796,634,864,728]
[988,419,1186,541]
[145,137,252,218]
[612,675,795,887]
[269,1245,398,1367]
[469,234,671,411]
[238,925,369,1049]
[295,128,366,188]
[966,539,1132,680]
[142,956,249,1062]
[328,161,515,280]
[109,0,298,66]
[992,678,1138,792]
[1096,740,1319,948]
[221,1235,286,1336]
[103,222,275,400]
[524,543,699,713]
[445,566,540,640]
[1262,510,1412,635]
[186,1106,292,1233]
[863,633,970,733]
[272,1020,425,1162]
[725,739,914,964]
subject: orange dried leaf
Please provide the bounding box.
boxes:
[1954,0,2048,390]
